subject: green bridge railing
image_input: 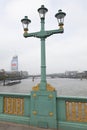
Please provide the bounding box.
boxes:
[0,93,87,130]
[57,96,87,130]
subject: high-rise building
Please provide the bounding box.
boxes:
[11,56,18,71]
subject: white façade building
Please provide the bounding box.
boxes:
[11,56,18,71]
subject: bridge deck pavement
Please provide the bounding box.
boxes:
[0,121,53,130]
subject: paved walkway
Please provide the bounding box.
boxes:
[0,121,52,130]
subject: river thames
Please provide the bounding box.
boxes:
[0,78,87,97]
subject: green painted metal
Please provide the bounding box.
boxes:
[0,93,31,119]
[0,93,87,129]
[0,97,3,113]
[22,13,64,129]
[0,114,30,125]
[23,28,63,38]
[30,91,57,128]
[58,121,87,130]
[57,96,87,130]
[57,99,66,121]
[40,38,46,90]
[24,96,31,116]
[23,18,63,91]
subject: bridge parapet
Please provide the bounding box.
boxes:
[57,96,87,130]
[0,93,87,129]
[0,93,30,125]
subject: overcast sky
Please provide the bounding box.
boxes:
[0,0,87,74]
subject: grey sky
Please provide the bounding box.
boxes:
[0,0,87,74]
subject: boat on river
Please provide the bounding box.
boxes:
[6,80,21,86]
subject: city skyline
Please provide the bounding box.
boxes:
[0,0,87,74]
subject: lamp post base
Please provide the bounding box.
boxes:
[30,84,57,129]
[32,83,55,91]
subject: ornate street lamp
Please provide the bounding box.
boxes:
[21,5,66,90]
[38,5,48,19]
[55,9,66,28]
[21,5,66,129]
[21,16,31,32]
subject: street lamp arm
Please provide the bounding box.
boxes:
[23,31,39,38]
[45,28,64,37]
[23,31,48,38]
[23,28,64,38]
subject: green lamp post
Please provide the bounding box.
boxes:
[21,5,66,91]
[21,5,66,129]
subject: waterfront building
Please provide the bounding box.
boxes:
[65,71,78,78]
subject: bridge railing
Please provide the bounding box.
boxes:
[57,96,87,130]
[0,93,87,129]
[0,93,31,125]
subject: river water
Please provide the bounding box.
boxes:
[0,78,87,97]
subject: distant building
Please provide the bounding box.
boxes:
[20,71,29,78]
[65,71,78,78]
[11,56,18,71]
